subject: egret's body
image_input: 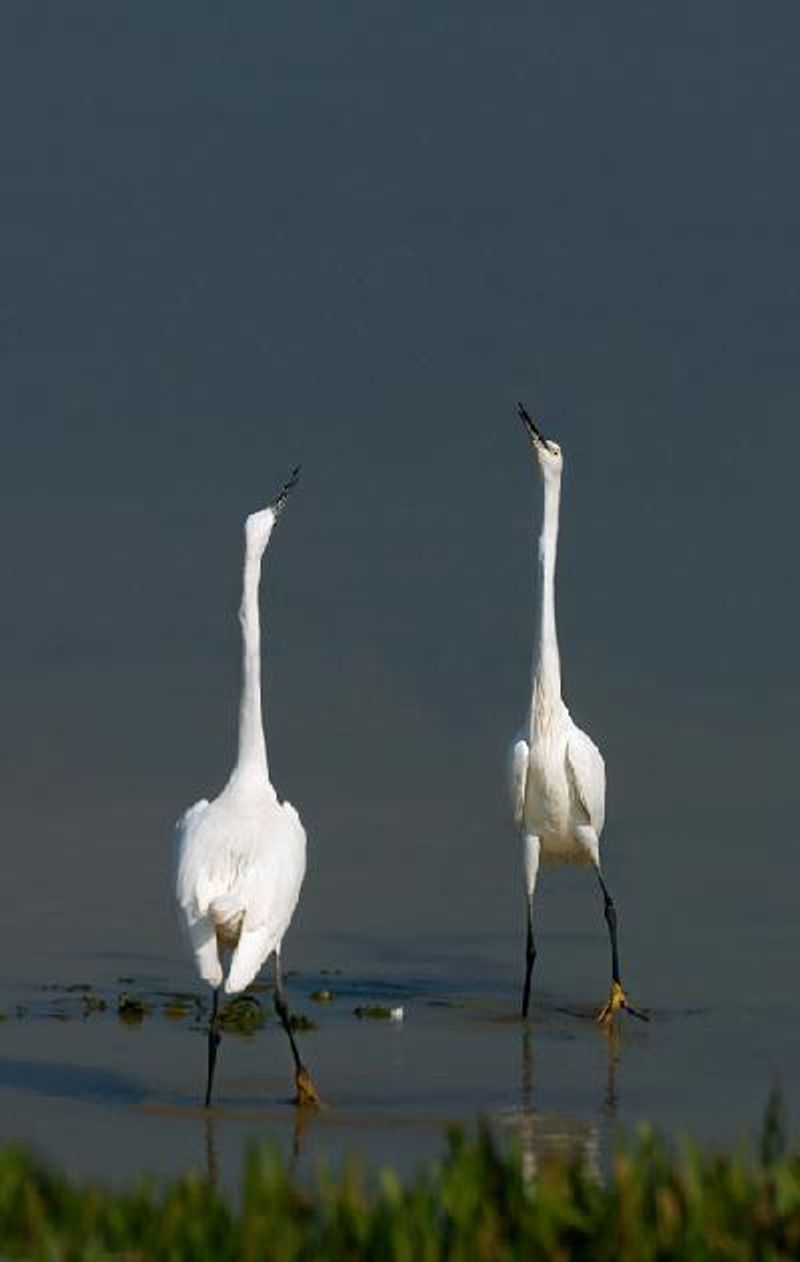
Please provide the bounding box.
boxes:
[511,718,604,868]
[175,783,305,996]
[174,469,319,1106]
[511,405,645,1023]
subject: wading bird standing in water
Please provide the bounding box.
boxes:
[510,405,646,1025]
[175,468,319,1108]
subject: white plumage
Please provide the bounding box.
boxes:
[510,721,605,868]
[174,468,320,1106]
[511,405,645,1024]
[175,789,306,995]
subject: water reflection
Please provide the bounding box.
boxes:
[290,1102,316,1172]
[202,1099,316,1188]
[505,1023,622,1181]
[204,1114,219,1188]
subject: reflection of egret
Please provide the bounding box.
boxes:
[509,1023,623,1183]
[204,1114,218,1189]
[517,1027,537,1186]
[175,470,319,1109]
[603,1023,621,1116]
[202,1100,314,1189]
[509,405,646,1024]
[290,1101,315,1174]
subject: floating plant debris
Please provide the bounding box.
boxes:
[117,994,152,1025]
[217,996,267,1036]
[82,995,107,1015]
[354,1004,394,1020]
[162,997,194,1021]
[288,1013,317,1032]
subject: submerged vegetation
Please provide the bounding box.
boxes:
[354,1003,396,1020]
[2,1114,799,1260]
[217,995,268,1036]
[15,975,390,1035]
[116,993,152,1025]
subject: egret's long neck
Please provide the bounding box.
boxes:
[529,471,563,739]
[235,545,269,783]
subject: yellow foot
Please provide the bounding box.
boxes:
[597,980,627,1024]
[294,1065,322,1109]
[596,981,648,1024]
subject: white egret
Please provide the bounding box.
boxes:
[175,468,319,1108]
[510,404,646,1024]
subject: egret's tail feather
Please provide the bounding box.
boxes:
[208,894,243,923]
[225,925,277,994]
[206,898,244,949]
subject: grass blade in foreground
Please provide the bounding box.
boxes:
[1,1119,800,1259]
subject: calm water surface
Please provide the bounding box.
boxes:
[2,1,800,1194]
[1,839,796,1189]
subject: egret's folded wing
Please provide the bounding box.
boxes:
[225,924,277,995]
[224,804,307,994]
[565,726,606,835]
[241,802,307,934]
[173,799,210,874]
[174,798,210,840]
[185,914,223,989]
[509,738,530,828]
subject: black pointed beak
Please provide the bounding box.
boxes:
[273,466,301,518]
[517,402,547,449]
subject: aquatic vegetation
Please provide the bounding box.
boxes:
[117,993,153,1025]
[80,995,107,1016]
[288,1013,317,1032]
[354,1004,395,1020]
[217,995,268,1036]
[0,1117,799,1259]
[162,996,195,1021]
[310,989,335,1003]
[2,977,332,1041]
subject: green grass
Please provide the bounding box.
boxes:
[0,1106,798,1259]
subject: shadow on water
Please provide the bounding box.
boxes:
[1,960,777,1187]
[0,1058,149,1106]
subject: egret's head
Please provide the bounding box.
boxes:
[517,402,563,478]
[245,466,301,555]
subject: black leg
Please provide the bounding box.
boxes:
[204,988,221,1108]
[597,872,620,984]
[274,956,320,1107]
[273,972,303,1076]
[521,896,537,1018]
[595,871,648,1023]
